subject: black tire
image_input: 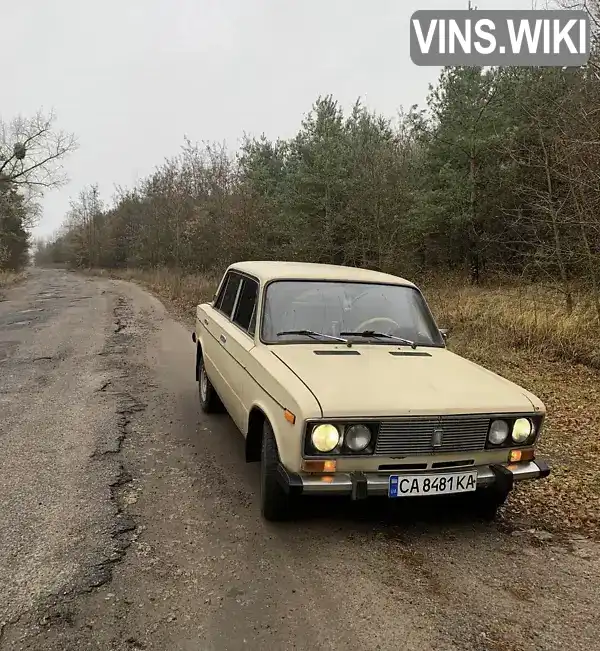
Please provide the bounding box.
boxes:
[473,487,509,521]
[260,421,292,522]
[198,352,223,413]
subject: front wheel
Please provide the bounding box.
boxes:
[198,353,223,413]
[260,421,292,522]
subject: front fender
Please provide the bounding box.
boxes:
[250,396,304,474]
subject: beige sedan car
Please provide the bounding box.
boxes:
[192,261,550,521]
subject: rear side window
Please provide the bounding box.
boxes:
[233,277,259,334]
[215,272,242,317]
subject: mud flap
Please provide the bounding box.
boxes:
[195,342,201,382]
[351,472,368,500]
[489,464,514,499]
[276,463,303,497]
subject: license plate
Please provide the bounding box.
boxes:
[388,471,477,498]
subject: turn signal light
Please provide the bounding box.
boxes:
[284,409,296,424]
[301,460,337,473]
[509,449,535,463]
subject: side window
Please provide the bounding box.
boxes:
[215,273,242,317]
[233,277,259,334]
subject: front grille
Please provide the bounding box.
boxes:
[374,416,490,456]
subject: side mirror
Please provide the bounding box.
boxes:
[439,328,449,342]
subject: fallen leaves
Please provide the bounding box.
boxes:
[456,343,600,540]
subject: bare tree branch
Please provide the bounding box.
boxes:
[0,110,77,190]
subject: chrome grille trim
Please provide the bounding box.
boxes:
[374,416,491,456]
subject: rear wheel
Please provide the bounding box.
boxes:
[260,421,292,522]
[198,353,222,413]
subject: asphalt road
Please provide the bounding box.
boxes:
[1,268,599,651]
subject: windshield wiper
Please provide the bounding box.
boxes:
[277,329,349,344]
[340,330,417,349]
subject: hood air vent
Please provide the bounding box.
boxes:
[389,351,432,357]
[313,350,360,356]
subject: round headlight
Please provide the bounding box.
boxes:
[512,418,532,443]
[345,424,372,452]
[311,424,341,452]
[488,420,509,445]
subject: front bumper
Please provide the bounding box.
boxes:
[277,460,551,499]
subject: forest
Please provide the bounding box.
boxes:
[33,64,600,318]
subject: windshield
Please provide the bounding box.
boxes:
[261,280,444,347]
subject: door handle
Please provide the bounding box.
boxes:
[219,334,227,344]
[203,318,208,326]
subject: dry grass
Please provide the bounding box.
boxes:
[425,279,600,369]
[99,267,600,538]
[0,270,27,297]
[94,267,219,322]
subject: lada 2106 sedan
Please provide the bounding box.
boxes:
[192,261,550,521]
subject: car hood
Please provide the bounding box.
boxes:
[270,345,539,417]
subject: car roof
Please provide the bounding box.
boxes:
[227,261,417,288]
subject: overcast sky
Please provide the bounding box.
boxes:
[5,0,533,237]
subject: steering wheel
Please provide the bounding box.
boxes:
[356,317,401,334]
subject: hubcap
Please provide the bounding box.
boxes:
[200,363,208,402]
